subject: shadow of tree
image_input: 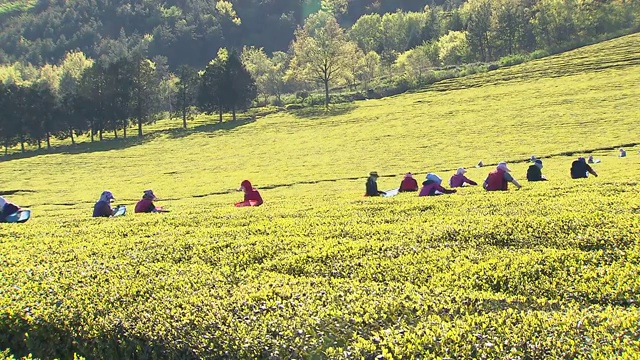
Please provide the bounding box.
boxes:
[290,103,357,120]
[166,116,256,140]
[0,117,258,162]
[0,189,36,196]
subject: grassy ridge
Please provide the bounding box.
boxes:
[0,0,35,17]
[1,34,640,358]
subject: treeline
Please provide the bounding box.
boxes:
[244,0,639,104]
[0,0,445,69]
[0,0,637,154]
[0,49,256,154]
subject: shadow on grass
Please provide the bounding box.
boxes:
[0,133,160,162]
[166,116,256,140]
[0,189,35,196]
[291,103,357,120]
[0,118,257,163]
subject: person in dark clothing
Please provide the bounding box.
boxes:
[419,173,456,196]
[93,191,115,217]
[527,159,547,181]
[399,173,419,192]
[0,196,21,222]
[365,172,386,196]
[571,157,598,179]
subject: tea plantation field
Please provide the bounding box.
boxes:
[1,34,640,359]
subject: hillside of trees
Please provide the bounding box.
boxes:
[0,0,638,155]
[0,0,442,69]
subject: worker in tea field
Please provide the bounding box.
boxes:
[93,190,116,217]
[527,159,547,182]
[365,171,386,196]
[483,162,522,191]
[135,190,164,213]
[419,173,457,196]
[235,180,264,207]
[0,196,21,222]
[570,157,598,179]
[398,172,419,192]
[619,148,627,157]
[449,167,478,188]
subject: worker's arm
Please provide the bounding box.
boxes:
[436,184,457,194]
[465,177,478,186]
[512,179,522,189]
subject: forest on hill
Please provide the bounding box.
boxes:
[0,0,636,69]
[1,0,445,68]
[0,0,637,156]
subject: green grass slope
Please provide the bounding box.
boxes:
[0,0,35,17]
[1,34,639,359]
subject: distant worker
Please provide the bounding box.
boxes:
[398,173,419,192]
[619,148,627,157]
[476,160,484,168]
[0,196,20,222]
[588,155,595,164]
[483,162,522,191]
[570,157,598,179]
[419,173,457,197]
[530,155,537,162]
[235,180,264,207]
[365,172,386,197]
[135,190,164,213]
[527,159,547,181]
[449,167,477,188]
[93,191,116,217]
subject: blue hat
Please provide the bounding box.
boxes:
[425,173,442,185]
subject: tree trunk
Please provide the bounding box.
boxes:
[99,129,103,141]
[90,128,94,143]
[219,108,223,123]
[114,128,118,139]
[232,107,236,121]
[183,109,187,129]
[324,79,330,107]
[37,140,42,150]
[138,118,143,137]
[123,124,127,139]
[70,128,75,145]
[20,140,25,153]
[46,133,51,150]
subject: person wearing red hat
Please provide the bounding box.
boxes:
[235,180,263,207]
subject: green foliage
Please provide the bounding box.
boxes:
[289,13,355,106]
[1,34,640,358]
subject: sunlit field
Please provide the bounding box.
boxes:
[1,33,639,359]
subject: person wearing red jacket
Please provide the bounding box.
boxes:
[135,190,164,213]
[483,162,522,191]
[399,172,419,192]
[235,180,264,207]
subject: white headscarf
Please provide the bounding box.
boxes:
[0,196,6,208]
[497,162,511,172]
